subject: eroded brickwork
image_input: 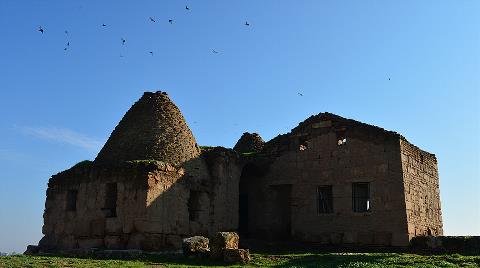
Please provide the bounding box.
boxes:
[400,139,443,239]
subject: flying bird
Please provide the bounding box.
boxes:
[149,51,154,56]
[64,30,69,35]
[64,47,68,51]
[245,21,250,26]
[149,17,156,23]
[186,5,190,10]
[388,77,391,81]
[168,19,173,24]
[38,26,44,33]
[102,23,107,27]
[212,49,219,54]
[66,42,70,46]
[298,92,303,97]
[121,37,126,45]
[120,54,124,58]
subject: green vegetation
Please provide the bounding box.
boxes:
[1,252,479,268]
[127,160,160,165]
[240,152,258,157]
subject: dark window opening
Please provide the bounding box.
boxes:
[352,182,370,212]
[66,190,78,211]
[299,135,310,151]
[188,190,202,221]
[317,186,333,214]
[336,128,347,146]
[103,183,117,217]
[420,154,424,163]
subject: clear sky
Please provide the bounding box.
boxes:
[0,0,478,253]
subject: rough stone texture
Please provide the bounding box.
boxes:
[223,248,251,264]
[400,140,443,239]
[24,245,40,255]
[35,93,443,253]
[39,149,241,252]
[209,232,239,259]
[182,236,209,256]
[241,113,442,247]
[95,91,200,166]
[234,132,265,153]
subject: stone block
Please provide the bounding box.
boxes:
[90,218,105,237]
[78,238,104,249]
[210,232,239,259]
[24,245,40,255]
[223,248,250,264]
[105,235,124,249]
[165,234,182,249]
[127,233,145,249]
[106,218,122,234]
[182,236,209,257]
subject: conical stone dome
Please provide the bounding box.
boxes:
[233,132,265,153]
[95,91,200,166]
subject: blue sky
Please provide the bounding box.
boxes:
[0,0,478,253]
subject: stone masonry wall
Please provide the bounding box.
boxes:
[400,139,443,239]
[40,149,242,252]
[244,115,411,246]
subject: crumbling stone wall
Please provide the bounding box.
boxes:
[243,113,411,246]
[40,149,242,252]
[400,139,443,239]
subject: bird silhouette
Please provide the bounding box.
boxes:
[102,23,107,27]
[245,21,250,26]
[212,49,219,54]
[186,5,190,10]
[121,38,126,45]
[64,47,68,51]
[149,17,156,23]
[149,51,154,56]
[168,19,173,24]
[298,92,304,97]
[66,42,70,47]
[388,77,391,81]
[38,26,44,33]
[64,30,69,35]
[120,54,124,58]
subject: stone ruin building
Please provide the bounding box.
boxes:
[37,91,443,252]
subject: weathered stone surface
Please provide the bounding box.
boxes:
[182,236,209,257]
[78,238,104,249]
[104,235,123,249]
[95,91,200,166]
[223,248,250,264]
[37,92,443,254]
[24,245,40,255]
[234,132,265,153]
[210,232,239,259]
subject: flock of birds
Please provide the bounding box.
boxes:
[36,4,392,100]
[36,4,252,56]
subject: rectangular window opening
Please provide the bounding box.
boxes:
[104,183,117,217]
[317,186,333,214]
[188,190,202,221]
[66,190,78,211]
[352,182,370,212]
